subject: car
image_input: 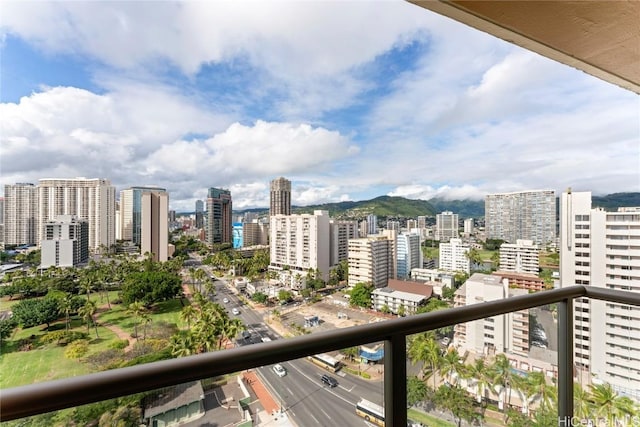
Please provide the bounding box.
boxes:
[321,374,338,388]
[242,331,251,340]
[232,308,240,315]
[223,298,229,304]
[441,337,451,346]
[273,364,287,377]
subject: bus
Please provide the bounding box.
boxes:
[307,353,341,372]
[355,399,384,426]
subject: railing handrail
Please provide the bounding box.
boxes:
[3,285,640,422]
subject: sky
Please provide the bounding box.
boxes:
[1,1,638,213]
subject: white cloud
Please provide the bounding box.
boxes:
[1,1,638,211]
[388,184,485,200]
[0,1,428,76]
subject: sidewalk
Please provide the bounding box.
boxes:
[243,371,295,427]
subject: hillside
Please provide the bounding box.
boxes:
[227,192,639,219]
[292,195,436,219]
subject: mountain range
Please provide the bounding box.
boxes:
[232,192,640,220]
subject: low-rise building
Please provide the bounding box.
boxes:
[371,279,433,315]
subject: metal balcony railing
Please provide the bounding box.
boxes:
[3,285,640,425]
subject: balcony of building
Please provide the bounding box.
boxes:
[3,285,640,426]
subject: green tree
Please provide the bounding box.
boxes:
[397,304,406,317]
[98,405,141,427]
[251,292,268,304]
[407,376,429,407]
[12,297,61,329]
[589,382,636,424]
[78,300,99,338]
[278,289,293,303]
[349,282,373,308]
[435,384,479,427]
[574,383,593,421]
[127,301,147,339]
[121,270,182,306]
[526,371,556,414]
[440,347,464,385]
[180,304,198,330]
[408,332,441,390]
[342,346,359,362]
[489,353,517,414]
[465,248,483,269]
[464,357,490,404]
[0,317,17,344]
[170,332,195,358]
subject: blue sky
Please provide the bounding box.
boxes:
[1,1,638,212]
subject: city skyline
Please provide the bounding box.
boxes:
[1,2,638,212]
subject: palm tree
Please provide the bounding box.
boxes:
[464,357,491,404]
[526,371,556,414]
[79,270,95,302]
[574,383,593,421]
[170,333,195,358]
[180,304,198,330]
[589,383,636,425]
[440,347,464,385]
[489,354,516,414]
[127,301,146,339]
[216,316,244,350]
[140,311,151,340]
[60,292,74,332]
[408,333,442,390]
[78,300,98,338]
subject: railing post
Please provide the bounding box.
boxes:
[384,334,407,427]
[558,297,574,424]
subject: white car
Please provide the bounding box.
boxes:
[232,308,240,315]
[223,298,229,304]
[273,364,287,377]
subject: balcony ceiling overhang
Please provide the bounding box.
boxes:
[410,0,640,94]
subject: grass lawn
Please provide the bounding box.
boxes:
[98,298,186,336]
[407,408,455,427]
[477,249,497,262]
[0,318,118,389]
[0,297,24,311]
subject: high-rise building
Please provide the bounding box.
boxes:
[195,200,204,228]
[417,216,427,230]
[499,239,540,274]
[386,220,400,232]
[269,177,292,216]
[38,178,115,252]
[329,220,359,266]
[560,190,640,399]
[120,186,167,246]
[435,211,459,242]
[243,220,269,247]
[439,238,470,274]
[206,188,232,245]
[348,230,397,288]
[269,210,330,287]
[485,190,556,245]
[40,215,89,268]
[463,218,474,235]
[141,191,169,262]
[367,214,378,235]
[397,233,422,278]
[454,273,529,357]
[3,183,39,247]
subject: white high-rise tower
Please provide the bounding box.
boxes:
[38,178,116,252]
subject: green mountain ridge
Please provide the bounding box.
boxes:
[218,192,639,220]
